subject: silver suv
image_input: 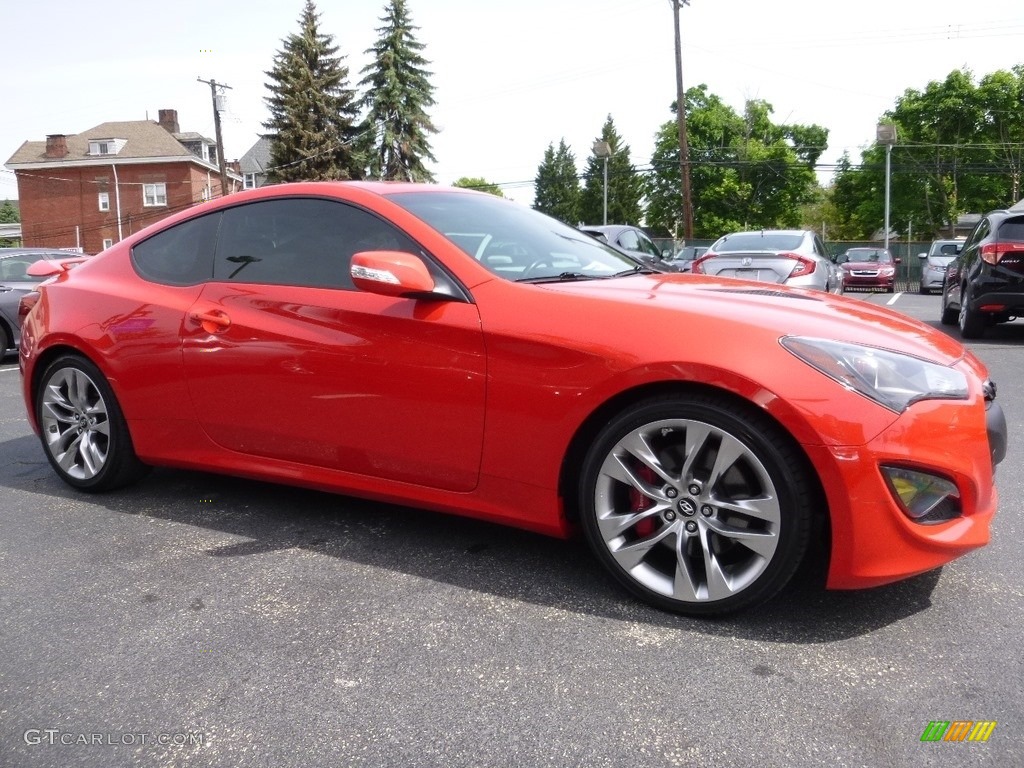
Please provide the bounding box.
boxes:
[917,239,962,295]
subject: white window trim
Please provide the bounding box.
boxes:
[98,192,110,211]
[102,238,114,250]
[143,182,167,208]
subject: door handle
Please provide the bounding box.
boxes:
[189,309,231,333]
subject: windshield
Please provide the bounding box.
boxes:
[928,255,957,267]
[844,249,892,264]
[711,232,804,252]
[386,191,640,281]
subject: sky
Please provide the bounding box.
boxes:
[3,0,1024,207]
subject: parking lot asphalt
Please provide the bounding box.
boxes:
[1,292,1022,768]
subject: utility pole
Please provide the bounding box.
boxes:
[671,0,694,241]
[197,77,232,197]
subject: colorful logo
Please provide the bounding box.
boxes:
[920,721,997,742]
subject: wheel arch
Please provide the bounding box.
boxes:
[557,380,831,574]
[27,343,113,431]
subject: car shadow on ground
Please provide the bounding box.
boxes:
[920,317,1024,344]
[2,432,942,645]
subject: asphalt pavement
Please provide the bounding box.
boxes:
[1,292,1021,768]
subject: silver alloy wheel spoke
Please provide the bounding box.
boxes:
[41,367,110,481]
[595,417,781,604]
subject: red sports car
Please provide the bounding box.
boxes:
[19,183,1007,615]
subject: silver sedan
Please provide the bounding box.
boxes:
[693,230,841,293]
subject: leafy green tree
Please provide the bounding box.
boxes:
[645,86,826,238]
[358,0,437,181]
[533,139,581,224]
[580,116,643,226]
[832,67,1024,239]
[452,177,504,197]
[263,0,362,182]
[0,199,19,247]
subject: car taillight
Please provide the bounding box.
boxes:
[18,291,39,325]
[980,241,1024,265]
[690,253,715,274]
[784,252,816,278]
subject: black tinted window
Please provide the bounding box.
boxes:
[214,198,417,289]
[713,232,804,251]
[132,212,220,286]
[996,217,1024,242]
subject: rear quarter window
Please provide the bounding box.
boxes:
[996,218,1024,241]
[131,212,220,286]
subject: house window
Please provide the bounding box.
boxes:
[102,238,114,250]
[244,173,257,189]
[143,183,167,207]
[98,192,110,212]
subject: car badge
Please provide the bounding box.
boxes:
[741,257,752,266]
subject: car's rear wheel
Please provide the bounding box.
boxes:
[958,287,986,339]
[36,354,148,491]
[579,393,814,616]
[0,323,10,354]
[940,297,958,325]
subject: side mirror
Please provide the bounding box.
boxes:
[351,250,436,298]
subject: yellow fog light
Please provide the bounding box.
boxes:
[882,466,961,525]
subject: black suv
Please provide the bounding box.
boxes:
[941,206,1024,338]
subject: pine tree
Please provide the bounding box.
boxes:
[533,139,581,224]
[580,116,644,225]
[263,0,362,182]
[359,0,437,181]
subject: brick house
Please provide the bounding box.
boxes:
[4,109,242,254]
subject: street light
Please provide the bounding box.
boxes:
[593,140,611,225]
[877,123,897,253]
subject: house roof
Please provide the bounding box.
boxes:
[239,135,273,176]
[5,119,210,168]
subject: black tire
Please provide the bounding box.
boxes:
[36,354,149,492]
[578,393,815,616]
[958,287,986,339]
[919,285,930,295]
[0,322,10,354]
[940,298,958,325]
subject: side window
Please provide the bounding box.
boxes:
[637,232,660,257]
[213,198,418,289]
[961,220,988,267]
[618,230,641,251]
[132,211,220,286]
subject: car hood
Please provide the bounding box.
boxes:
[547,273,966,365]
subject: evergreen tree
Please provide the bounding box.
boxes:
[533,139,581,224]
[358,0,437,181]
[263,0,362,182]
[580,116,643,226]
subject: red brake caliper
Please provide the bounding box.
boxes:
[629,464,659,538]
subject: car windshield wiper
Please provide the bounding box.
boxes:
[611,265,658,277]
[517,271,605,283]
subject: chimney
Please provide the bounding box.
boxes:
[45,134,69,159]
[158,109,180,134]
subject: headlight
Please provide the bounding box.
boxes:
[781,337,969,413]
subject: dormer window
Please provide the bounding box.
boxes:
[89,139,126,156]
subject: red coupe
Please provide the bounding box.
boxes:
[19,183,1007,615]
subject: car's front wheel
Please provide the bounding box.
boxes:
[579,393,814,616]
[36,354,149,491]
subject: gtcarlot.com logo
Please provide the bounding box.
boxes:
[24,729,204,747]
[920,721,997,743]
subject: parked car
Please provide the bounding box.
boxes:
[578,224,681,271]
[0,286,22,355]
[940,208,1024,338]
[665,245,707,273]
[0,248,87,293]
[693,230,841,292]
[918,239,963,294]
[835,247,899,292]
[18,182,1006,616]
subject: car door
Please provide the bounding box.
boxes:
[180,196,487,493]
[948,219,988,308]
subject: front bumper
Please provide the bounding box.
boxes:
[812,396,1000,590]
